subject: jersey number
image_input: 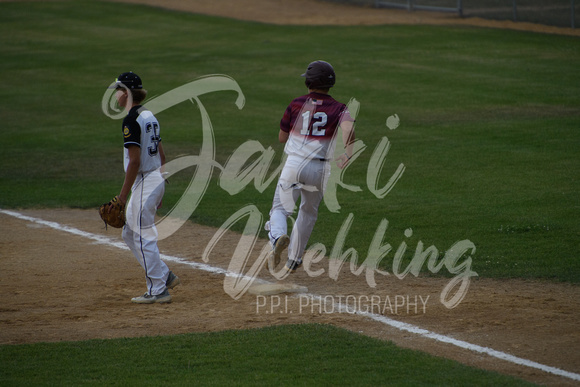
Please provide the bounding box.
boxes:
[301,111,327,136]
[145,122,160,156]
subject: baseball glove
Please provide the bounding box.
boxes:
[99,195,125,229]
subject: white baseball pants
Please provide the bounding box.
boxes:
[122,170,169,296]
[268,155,331,263]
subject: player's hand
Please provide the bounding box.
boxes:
[99,196,126,229]
[335,153,351,169]
[109,195,126,213]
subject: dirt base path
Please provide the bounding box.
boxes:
[1,209,579,386]
[109,0,580,36]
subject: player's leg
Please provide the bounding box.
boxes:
[267,182,302,240]
[286,159,329,272]
[266,158,303,268]
[124,174,171,302]
[139,173,170,295]
[266,182,298,269]
[286,188,323,268]
[122,182,144,268]
[267,157,302,245]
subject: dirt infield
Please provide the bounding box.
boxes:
[1,209,579,385]
[109,0,580,36]
[1,1,579,385]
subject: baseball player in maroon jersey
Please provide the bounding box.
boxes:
[266,61,356,273]
[110,72,180,304]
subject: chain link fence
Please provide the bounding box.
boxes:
[324,0,578,28]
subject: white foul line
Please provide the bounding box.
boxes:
[1,209,579,382]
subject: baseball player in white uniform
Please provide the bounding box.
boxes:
[110,72,180,304]
[266,61,355,273]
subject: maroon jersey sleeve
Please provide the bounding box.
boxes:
[280,95,307,133]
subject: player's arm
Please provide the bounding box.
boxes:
[157,141,167,209]
[342,120,355,158]
[158,141,166,167]
[158,141,168,181]
[336,120,355,169]
[279,102,293,143]
[119,145,141,204]
[279,129,289,143]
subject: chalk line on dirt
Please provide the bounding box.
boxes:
[2,208,578,382]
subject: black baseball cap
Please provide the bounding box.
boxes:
[108,71,143,89]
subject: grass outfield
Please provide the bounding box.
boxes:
[0,1,577,384]
[0,324,534,386]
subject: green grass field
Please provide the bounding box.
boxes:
[1,0,578,384]
[0,324,534,386]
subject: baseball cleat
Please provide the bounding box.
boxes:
[284,259,303,273]
[131,289,172,304]
[166,271,181,289]
[268,234,290,270]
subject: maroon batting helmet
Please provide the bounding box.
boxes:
[301,60,336,89]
